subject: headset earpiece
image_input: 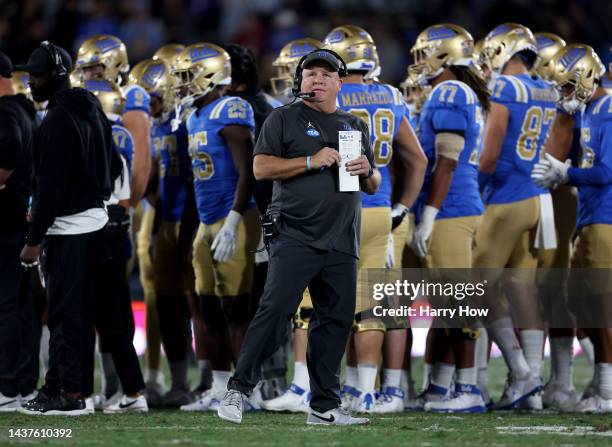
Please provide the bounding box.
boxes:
[41,41,68,82]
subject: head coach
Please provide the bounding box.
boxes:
[218,49,380,425]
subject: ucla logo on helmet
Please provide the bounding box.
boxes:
[96,37,121,54]
[427,26,457,41]
[290,43,316,58]
[142,64,165,87]
[537,36,555,49]
[559,47,587,71]
[326,31,345,44]
[487,24,510,39]
[190,46,220,63]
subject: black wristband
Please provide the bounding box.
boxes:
[362,167,374,179]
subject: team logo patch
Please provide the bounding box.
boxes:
[559,47,587,71]
[306,122,320,137]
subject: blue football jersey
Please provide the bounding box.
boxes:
[484,74,557,204]
[337,82,406,208]
[187,96,256,224]
[122,84,151,115]
[414,80,484,222]
[572,95,612,228]
[152,118,191,222]
[111,121,134,176]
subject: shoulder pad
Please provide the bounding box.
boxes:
[490,75,529,104]
[209,96,254,127]
[429,80,477,106]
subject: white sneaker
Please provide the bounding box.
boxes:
[306,407,369,425]
[144,371,166,406]
[244,383,263,412]
[403,380,418,411]
[372,386,405,413]
[425,384,486,413]
[573,394,612,413]
[217,390,245,424]
[180,388,222,412]
[340,385,360,410]
[493,373,542,411]
[84,397,95,415]
[0,393,21,412]
[354,391,376,413]
[261,383,309,412]
[94,392,121,410]
[411,384,451,411]
[543,383,580,410]
[103,395,149,414]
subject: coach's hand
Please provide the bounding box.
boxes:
[212,210,241,263]
[20,244,41,268]
[346,154,372,177]
[412,205,439,259]
[311,147,341,170]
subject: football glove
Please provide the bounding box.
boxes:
[531,153,570,189]
[391,203,409,231]
[385,233,395,269]
[412,205,438,259]
[211,210,241,263]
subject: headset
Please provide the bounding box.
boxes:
[41,40,68,82]
[292,49,347,98]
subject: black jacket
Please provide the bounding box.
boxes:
[0,94,36,235]
[28,87,122,245]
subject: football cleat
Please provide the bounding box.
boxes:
[144,372,167,407]
[411,384,452,411]
[217,390,246,424]
[306,407,369,426]
[493,373,542,411]
[424,383,486,413]
[573,394,612,413]
[340,385,361,410]
[542,383,580,410]
[103,394,149,414]
[0,392,21,412]
[20,390,87,416]
[180,388,222,412]
[354,391,376,413]
[372,386,405,413]
[244,384,263,412]
[518,392,543,411]
[261,383,310,413]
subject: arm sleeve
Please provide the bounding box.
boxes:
[568,120,612,186]
[28,114,74,245]
[0,110,22,170]
[123,85,151,114]
[253,110,284,157]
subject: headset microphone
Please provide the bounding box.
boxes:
[297,91,315,99]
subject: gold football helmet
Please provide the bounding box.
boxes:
[75,35,129,82]
[153,44,185,67]
[82,78,125,116]
[549,44,605,113]
[11,71,31,97]
[364,46,381,81]
[323,25,376,72]
[408,23,474,85]
[481,23,537,73]
[129,58,174,114]
[270,38,322,96]
[534,32,566,80]
[172,43,232,101]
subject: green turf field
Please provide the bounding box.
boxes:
[1,356,611,447]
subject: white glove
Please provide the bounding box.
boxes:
[211,210,241,263]
[385,233,395,269]
[255,233,269,264]
[412,205,438,259]
[531,153,571,189]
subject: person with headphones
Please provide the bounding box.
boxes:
[17,41,123,415]
[217,49,379,425]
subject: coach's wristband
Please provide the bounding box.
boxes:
[306,156,312,172]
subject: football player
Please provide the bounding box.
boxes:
[532,44,612,413]
[172,43,260,412]
[270,38,323,102]
[324,24,427,413]
[79,78,148,413]
[405,24,489,413]
[476,23,557,410]
[75,35,154,404]
[531,32,583,410]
